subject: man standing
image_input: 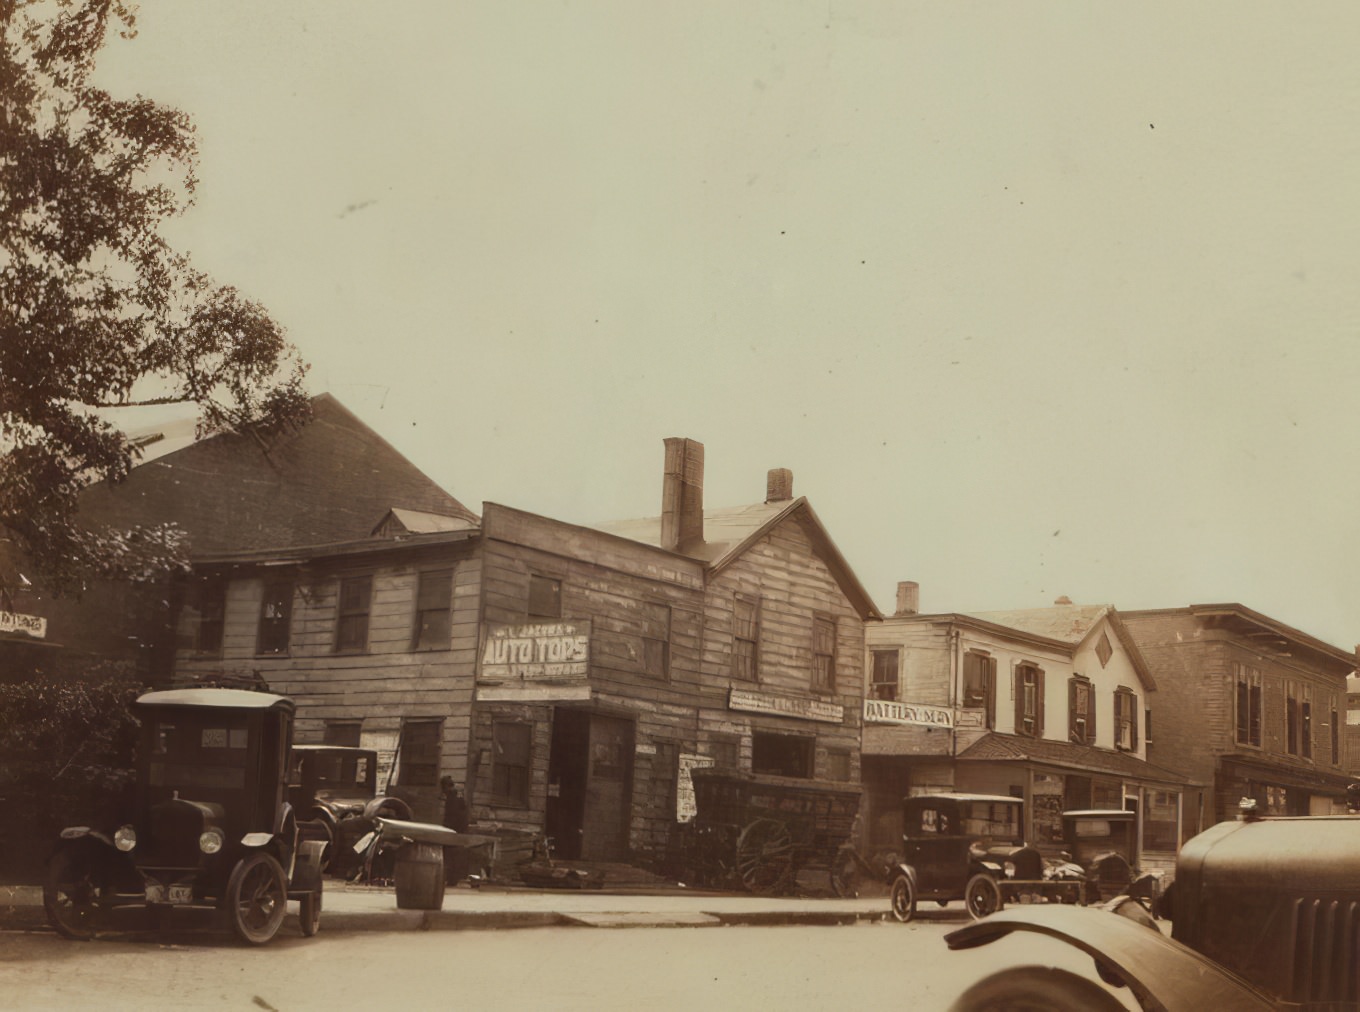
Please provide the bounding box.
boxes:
[441,776,470,885]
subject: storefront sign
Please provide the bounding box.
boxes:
[479,621,590,681]
[863,699,954,728]
[728,688,844,724]
[0,610,46,639]
[476,684,592,702]
[677,753,715,822]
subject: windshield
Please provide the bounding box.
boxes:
[960,801,1022,842]
[144,713,252,793]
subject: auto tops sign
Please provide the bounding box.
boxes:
[0,610,46,639]
[863,699,954,729]
[479,621,590,682]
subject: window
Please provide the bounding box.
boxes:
[870,649,900,701]
[412,568,454,650]
[1114,687,1139,751]
[324,721,362,747]
[491,721,531,806]
[812,613,837,693]
[335,575,372,652]
[1145,707,1153,746]
[751,731,813,779]
[1235,663,1262,747]
[1014,664,1044,737]
[641,602,671,679]
[396,720,441,787]
[191,578,225,654]
[528,575,561,619]
[732,594,760,681]
[1287,681,1312,758]
[1143,791,1179,852]
[963,651,997,729]
[1068,676,1096,745]
[257,580,293,655]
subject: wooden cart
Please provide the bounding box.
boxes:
[689,767,862,894]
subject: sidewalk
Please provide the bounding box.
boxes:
[0,881,899,935]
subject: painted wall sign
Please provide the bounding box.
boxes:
[863,698,954,728]
[479,621,590,681]
[676,752,715,822]
[728,688,844,724]
[0,610,46,639]
[476,684,592,703]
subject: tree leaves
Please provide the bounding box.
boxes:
[1,0,311,591]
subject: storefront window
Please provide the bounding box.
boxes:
[1143,790,1179,851]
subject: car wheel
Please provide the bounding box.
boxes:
[947,965,1127,1012]
[299,889,322,937]
[226,852,288,945]
[362,797,413,822]
[889,873,916,923]
[964,873,1002,920]
[44,844,107,941]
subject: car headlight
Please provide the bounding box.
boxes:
[1003,861,1017,879]
[114,825,137,852]
[199,828,225,854]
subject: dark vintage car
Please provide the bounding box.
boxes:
[1061,807,1160,909]
[889,794,1081,922]
[43,688,328,945]
[943,800,1356,1010]
[287,745,411,879]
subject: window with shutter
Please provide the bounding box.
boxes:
[1015,664,1043,738]
[1114,688,1138,751]
[1069,676,1095,744]
[963,652,997,729]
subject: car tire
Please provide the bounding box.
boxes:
[947,965,1127,1012]
[226,852,288,945]
[43,843,107,941]
[299,889,321,937]
[889,873,916,923]
[964,873,1002,920]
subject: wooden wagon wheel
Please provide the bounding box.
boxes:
[736,818,794,894]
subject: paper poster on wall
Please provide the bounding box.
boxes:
[676,753,715,823]
[361,730,400,792]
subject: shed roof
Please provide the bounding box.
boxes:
[957,733,1190,785]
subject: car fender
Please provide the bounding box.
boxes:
[944,905,1275,1011]
[891,863,918,889]
[57,826,115,847]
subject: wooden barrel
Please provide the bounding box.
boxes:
[394,843,446,910]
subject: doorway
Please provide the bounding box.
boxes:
[545,709,634,861]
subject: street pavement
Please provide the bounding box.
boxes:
[1,880,896,935]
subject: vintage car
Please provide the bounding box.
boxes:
[43,688,328,945]
[943,800,1355,1010]
[889,794,1082,923]
[1061,808,1157,907]
[287,745,411,879]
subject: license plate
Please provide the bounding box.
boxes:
[168,884,193,904]
[146,884,193,904]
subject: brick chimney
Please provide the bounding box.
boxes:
[766,468,793,503]
[895,581,920,617]
[660,438,704,552]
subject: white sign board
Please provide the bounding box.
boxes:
[0,610,46,639]
[676,753,715,823]
[863,698,954,729]
[728,687,844,724]
[480,621,590,681]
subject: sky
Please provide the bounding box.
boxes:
[92,1,1360,650]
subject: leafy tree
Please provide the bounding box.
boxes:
[0,0,310,591]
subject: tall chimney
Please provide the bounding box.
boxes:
[766,468,793,503]
[660,438,704,552]
[895,581,920,617]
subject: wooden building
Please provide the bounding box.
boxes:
[862,588,1188,871]
[1123,605,1356,829]
[174,438,879,866]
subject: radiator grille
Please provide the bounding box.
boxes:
[1291,897,1360,1004]
[143,801,205,867]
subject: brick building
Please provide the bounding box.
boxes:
[1123,605,1356,831]
[862,589,1188,870]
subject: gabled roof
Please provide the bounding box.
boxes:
[957,733,1189,785]
[77,393,478,556]
[896,605,1157,693]
[1124,603,1356,672]
[592,497,880,619]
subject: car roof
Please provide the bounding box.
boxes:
[1063,809,1135,818]
[136,688,294,711]
[908,793,1022,805]
[292,744,374,753]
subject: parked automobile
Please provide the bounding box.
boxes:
[1061,808,1159,909]
[43,688,328,945]
[888,794,1082,923]
[287,745,411,879]
[943,799,1352,1010]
